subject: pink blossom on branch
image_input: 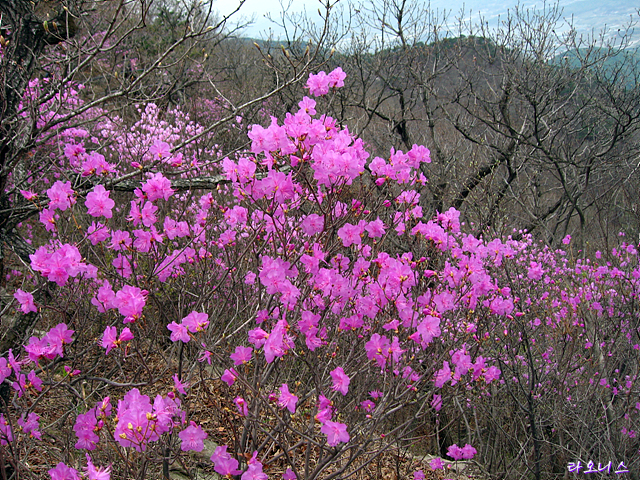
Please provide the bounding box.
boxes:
[113,285,147,320]
[306,68,346,96]
[210,445,242,476]
[234,396,249,416]
[47,181,75,211]
[447,443,477,461]
[230,346,253,365]
[85,454,111,480]
[330,367,350,395]
[242,452,268,480]
[48,462,80,480]
[283,468,297,480]
[278,383,298,413]
[337,222,364,247]
[320,420,350,446]
[365,333,390,368]
[429,458,444,470]
[142,172,174,201]
[221,368,238,386]
[173,374,189,395]
[167,322,190,343]
[178,421,208,451]
[149,140,171,160]
[85,185,115,218]
[14,289,37,314]
[181,311,209,333]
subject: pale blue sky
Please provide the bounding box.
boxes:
[214,0,638,41]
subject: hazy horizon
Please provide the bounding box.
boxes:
[214,0,638,46]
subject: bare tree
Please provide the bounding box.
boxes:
[327,0,640,248]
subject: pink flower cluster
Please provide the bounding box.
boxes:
[90,283,147,323]
[447,443,477,460]
[30,243,93,286]
[167,311,210,343]
[113,388,184,452]
[16,67,631,480]
[305,67,346,96]
[74,398,111,450]
[24,323,74,364]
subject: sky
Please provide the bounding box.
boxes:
[214,0,639,42]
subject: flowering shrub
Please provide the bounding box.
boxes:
[0,68,638,479]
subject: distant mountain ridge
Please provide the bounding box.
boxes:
[549,45,640,88]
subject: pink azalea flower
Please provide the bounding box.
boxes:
[49,462,80,480]
[45,323,74,353]
[24,336,55,363]
[417,315,441,345]
[283,468,297,480]
[365,333,390,368]
[447,444,464,461]
[102,326,132,355]
[298,96,316,114]
[221,368,238,386]
[337,222,364,247]
[167,322,190,343]
[181,311,209,333]
[47,181,75,211]
[18,412,41,439]
[461,444,477,459]
[199,349,212,365]
[242,459,268,480]
[210,445,242,476]
[0,359,9,384]
[39,207,57,232]
[360,400,375,412]
[92,333,110,358]
[301,214,324,235]
[365,218,386,238]
[431,394,442,411]
[435,361,452,388]
[13,370,42,397]
[87,222,110,245]
[14,289,37,314]
[330,367,350,395]
[0,414,13,445]
[149,140,171,160]
[119,327,134,342]
[484,365,501,383]
[230,346,253,365]
[315,406,332,423]
[20,190,37,200]
[430,457,444,470]
[85,185,115,218]
[527,261,544,280]
[328,67,346,88]
[263,321,287,363]
[306,71,330,96]
[320,420,349,446]
[140,201,158,227]
[179,421,208,451]
[85,454,111,480]
[234,396,249,416]
[142,172,174,201]
[114,286,146,319]
[278,383,298,413]
[173,374,188,395]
